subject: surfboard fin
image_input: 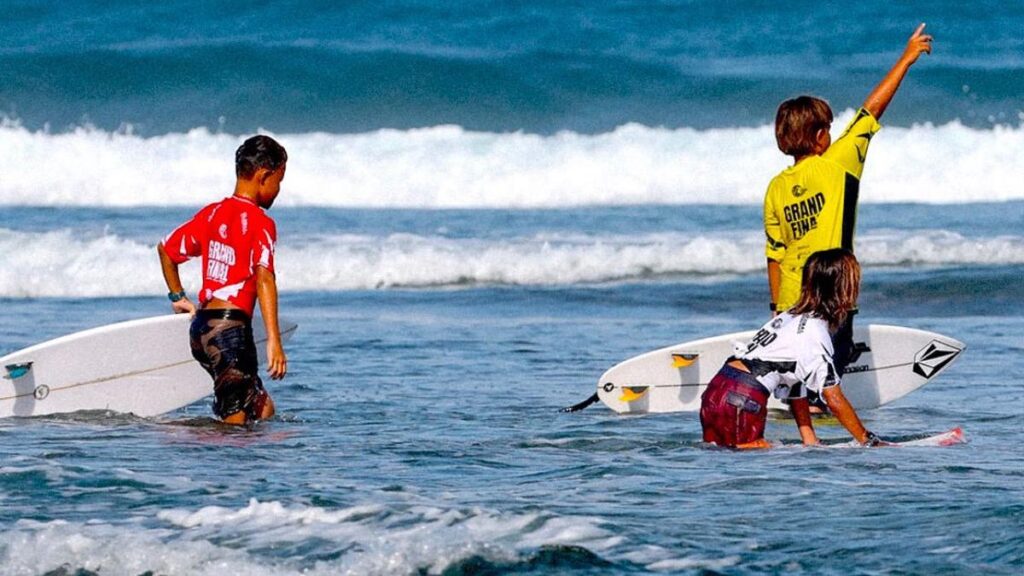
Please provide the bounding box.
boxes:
[4,362,33,379]
[619,386,649,402]
[671,354,698,368]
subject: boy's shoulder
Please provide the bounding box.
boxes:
[241,200,277,233]
[222,196,274,219]
[190,197,228,222]
[200,197,276,232]
[786,313,833,347]
[771,147,863,188]
[767,157,826,189]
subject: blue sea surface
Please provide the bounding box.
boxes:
[1,1,1023,574]
[2,205,1023,575]
[2,0,1023,134]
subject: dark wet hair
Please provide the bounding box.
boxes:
[775,96,833,158]
[235,135,288,179]
[790,248,860,331]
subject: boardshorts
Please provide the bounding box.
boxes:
[699,363,770,447]
[189,308,269,421]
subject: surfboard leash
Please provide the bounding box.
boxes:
[559,392,599,413]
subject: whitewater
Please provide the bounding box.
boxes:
[3,113,1022,208]
[0,226,1021,297]
[4,3,1024,575]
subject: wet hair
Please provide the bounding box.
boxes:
[775,96,833,158]
[235,135,288,179]
[790,248,860,331]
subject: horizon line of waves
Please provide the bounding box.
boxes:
[2,113,1023,208]
[0,228,1022,298]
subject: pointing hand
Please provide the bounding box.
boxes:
[902,23,933,65]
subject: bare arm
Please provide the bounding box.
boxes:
[255,265,287,380]
[157,243,196,315]
[764,186,785,314]
[790,397,819,445]
[863,23,933,121]
[822,385,872,444]
[767,259,782,316]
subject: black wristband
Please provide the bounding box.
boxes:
[168,290,187,302]
[769,303,778,312]
[864,431,882,447]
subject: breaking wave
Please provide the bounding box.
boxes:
[0,227,1020,297]
[2,113,1022,208]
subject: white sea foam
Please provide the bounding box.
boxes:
[0,227,1020,298]
[0,499,628,575]
[1,113,1021,207]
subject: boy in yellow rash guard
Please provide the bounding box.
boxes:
[764,23,933,378]
[765,108,880,311]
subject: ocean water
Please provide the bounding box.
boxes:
[2,1,1023,575]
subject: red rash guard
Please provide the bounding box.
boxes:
[162,196,276,316]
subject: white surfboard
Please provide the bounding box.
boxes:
[767,427,966,449]
[820,427,966,449]
[0,314,298,418]
[887,426,965,447]
[597,324,964,414]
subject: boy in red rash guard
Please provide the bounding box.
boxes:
[157,135,288,425]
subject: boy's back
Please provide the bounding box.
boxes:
[165,195,277,313]
[765,109,880,310]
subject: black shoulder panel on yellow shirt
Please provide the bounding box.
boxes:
[841,172,860,250]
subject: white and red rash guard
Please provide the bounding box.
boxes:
[162,196,276,316]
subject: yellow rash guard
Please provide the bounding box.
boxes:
[764,108,882,309]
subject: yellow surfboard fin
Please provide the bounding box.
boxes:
[619,386,649,402]
[671,354,698,368]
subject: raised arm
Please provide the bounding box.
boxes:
[863,23,933,120]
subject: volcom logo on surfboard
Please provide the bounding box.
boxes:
[912,340,961,379]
